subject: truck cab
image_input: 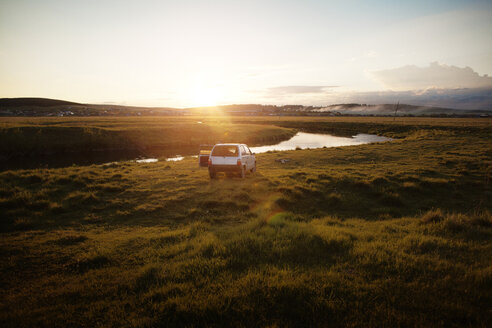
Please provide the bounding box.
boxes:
[208,143,256,179]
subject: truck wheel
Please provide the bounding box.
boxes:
[209,169,216,179]
[251,162,256,173]
[240,166,246,179]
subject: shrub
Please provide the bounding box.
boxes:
[420,208,445,224]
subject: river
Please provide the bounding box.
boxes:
[0,132,392,170]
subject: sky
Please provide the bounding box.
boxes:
[1,0,491,109]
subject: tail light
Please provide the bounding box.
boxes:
[237,159,242,166]
[208,159,212,166]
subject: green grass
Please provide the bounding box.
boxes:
[2,115,490,158]
[0,117,491,327]
[0,117,296,157]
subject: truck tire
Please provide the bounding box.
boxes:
[251,162,256,173]
[209,169,216,179]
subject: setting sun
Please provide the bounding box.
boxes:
[178,73,225,107]
[188,85,221,107]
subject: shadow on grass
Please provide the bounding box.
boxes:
[274,174,489,220]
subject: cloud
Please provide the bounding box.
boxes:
[251,87,491,110]
[371,62,492,90]
[244,66,492,110]
[255,85,339,103]
[266,85,338,95]
[333,88,492,110]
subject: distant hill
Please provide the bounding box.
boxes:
[0,97,179,117]
[190,103,491,117]
[315,103,491,116]
[0,97,82,107]
[0,97,490,117]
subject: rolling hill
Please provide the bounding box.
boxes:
[0,97,489,117]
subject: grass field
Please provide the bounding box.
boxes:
[3,116,490,158]
[0,116,491,327]
[0,117,296,158]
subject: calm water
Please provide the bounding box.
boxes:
[249,132,392,153]
[135,158,159,163]
[112,133,392,164]
[145,132,392,163]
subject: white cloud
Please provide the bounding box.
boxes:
[331,88,492,110]
[371,62,492,90]
[249,85,492,110]
[266,85,338,95]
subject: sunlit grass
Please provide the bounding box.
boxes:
[0,117,490,327]
[0,117,297,159]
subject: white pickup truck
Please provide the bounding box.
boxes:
[208,143,256,179]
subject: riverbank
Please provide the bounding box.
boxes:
[0,117,296,162]
[2,116,490,168]
[0,117,491,327]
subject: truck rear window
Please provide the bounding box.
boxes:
[212,145,239,157]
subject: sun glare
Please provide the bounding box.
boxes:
[178,73,226,108]
[189,85,220,107]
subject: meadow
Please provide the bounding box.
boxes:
[0,117,296,159]
[0,116,491,327]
